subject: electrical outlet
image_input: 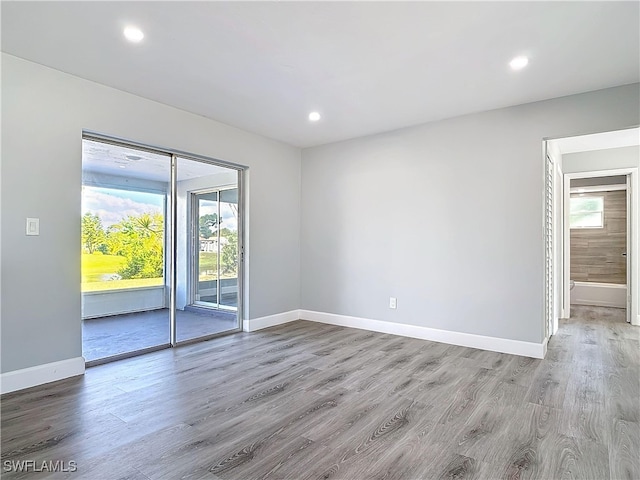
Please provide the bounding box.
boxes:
[389,297,397,309]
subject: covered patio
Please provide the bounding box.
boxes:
[82,307,238,362]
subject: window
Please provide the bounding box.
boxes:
[570,195,604,229]
[81,185,166,292]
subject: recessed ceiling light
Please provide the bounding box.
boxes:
[509,56,529,70]
[119,165,126,169]
[308,112,321,122]
[124,26,144,43]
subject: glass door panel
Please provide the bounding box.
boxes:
[175,157,240,343]
[219,188,239,310]
[195,192,219,306]
[81,138,171,363]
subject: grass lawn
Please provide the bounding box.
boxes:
[199,252,218,271]
[82,252,236,291]
[198,252,237,280]
[82,253,126,282]
[82,253,163,292]
[82,277,163,292]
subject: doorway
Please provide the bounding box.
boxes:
[544,127,639,341]
[191,188,239,310]
[175,156,242,343]
[81,135,244,364]
[567,174,629,319]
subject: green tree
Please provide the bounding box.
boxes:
[219,227,233,237]
[199,213,220,239]
[107,212,164,279]
[221,231,238,276]
[81,212,106,254]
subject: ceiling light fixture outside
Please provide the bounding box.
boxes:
[509,56,529,70]
[308,112,321,122]
[124,26,144,43]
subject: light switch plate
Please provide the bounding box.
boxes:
[389,297,397,309]
[26,218,39,236]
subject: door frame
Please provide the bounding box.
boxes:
[172,156,244,346]
[562,167,638,326]
[83,130,247,359]
[189,185,240,311]
[543,141,565,339]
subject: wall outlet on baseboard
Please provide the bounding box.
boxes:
[389,297,397,309]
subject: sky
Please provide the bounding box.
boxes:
[200,199,238,231]
[82,186,238,231]
[82,186,163,227]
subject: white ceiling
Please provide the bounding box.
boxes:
[83,139,232,183]
[2,1,639,148]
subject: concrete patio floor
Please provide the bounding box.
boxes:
[82,308,238,362]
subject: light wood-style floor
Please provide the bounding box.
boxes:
[1,306,638,479]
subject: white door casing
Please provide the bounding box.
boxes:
[562,168,639,326]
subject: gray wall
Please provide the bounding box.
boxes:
[1,54,301,373]
[300,84,639,344]
[563,146,639,173]
[2,51,638,374]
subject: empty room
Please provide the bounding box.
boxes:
[1,2,639,479]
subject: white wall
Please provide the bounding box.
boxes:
[1,54,301,374]
[301,84,639,344]
[562,146,639,173]
[571,282,627,308]
[82,287,165,319]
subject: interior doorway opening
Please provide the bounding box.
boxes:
[544,127,639,342]
[568,174,628,314]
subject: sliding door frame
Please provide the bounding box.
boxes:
[191,188,219,308]
[82,130,246,355]
[189,186,239,311]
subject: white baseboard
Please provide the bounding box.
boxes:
[299,310,546,359]
[1,357,85,395]
[243,309,300,332]
[541,336,549,358]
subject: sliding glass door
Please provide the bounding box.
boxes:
[82,135,243,363]
[193,188,239,310]
[218,188,239,310]
[194,191,220,306]
[175,157,240,343]
[81,138,171,363]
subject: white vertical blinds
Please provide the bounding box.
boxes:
[545,154,554,339]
